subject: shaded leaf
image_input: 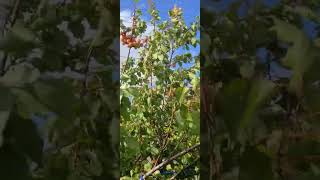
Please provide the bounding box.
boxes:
[239,146,273,180]
[0,63,40,87]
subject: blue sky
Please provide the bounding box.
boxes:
[121,0,199,25]
[120,0,200,68]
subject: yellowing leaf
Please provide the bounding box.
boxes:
[271,17,315,96]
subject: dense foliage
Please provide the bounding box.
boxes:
[120,2,200,179]
[201,0,320,179]
[0,0,119,179]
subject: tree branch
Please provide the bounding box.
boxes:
[142,143,200,179]
[81,45,93,96]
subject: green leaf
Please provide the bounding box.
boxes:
[11,20,37,42]
[158,54,164,61]
[190,111,200,135]
[175,105,188,128]
[4,112,43,164]
[303,59,320,112]
[0,145,32,180]
[175,87,189,104]
[152,53,158,60]
[125,136,140,155]
[0,86,13,147]
[200,32,211,54]
[288,6,320,24]
[191,37,197,47]
[218,79,249,137]
[144,162,152,172]
[92,9,113,47]
[10,88,49,118]
[161,45,167,52]
[240,61,255,79]
[82,150,103,176]
[32,79,78,120]
[240,79,275,131]
[67,174,91,180]
[287,140,320,157]
[121,96,131,121]
[239,146,273,180]
[271,17,315,95]
[46,154,69,179]
[0,22,38,55]
[151,146,159,155]
[68,20,85,39]
[0,63,40,87]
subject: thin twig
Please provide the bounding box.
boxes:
[153,104,177,168]
[81,45,94,96]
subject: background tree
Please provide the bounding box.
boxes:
[201,0,320,179]
[0,0,119,179]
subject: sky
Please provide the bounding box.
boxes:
[120,0,200,67]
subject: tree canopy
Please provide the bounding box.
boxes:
[0,0,119,179]
[120,1,200,179]
[201,0,320,179]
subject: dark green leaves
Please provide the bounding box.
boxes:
[218,78,274,139]
[240,79,275,131]
[239,146,273,180]
[218,79,249,137]
[68,20,85,39]
[0,63,40,87]
[11,88,48,118]
[0,21,38,55]
[0,145,32,180]
[303,59,320,112]
[287,140,320,157]
[271,17,316,95]
[0,0,119,179]
[175,87,189,104]
[0,86,13,147]
[3,112,43,164]
[32,79,78,120]
[201,1,320,179]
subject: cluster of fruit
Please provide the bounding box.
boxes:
[120,31,148,49]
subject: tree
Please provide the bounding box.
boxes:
[0,0,119,179]
[120,2,200,179]
[201,0,320,179]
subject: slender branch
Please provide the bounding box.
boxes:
[161,42,175,108]
[0,53,8,76]
[121,47,132,73]
[266,52,272,80]
[9,0,20,26]
[142,143,200,179]
[81,45,94,96]
[153,103,177,168]
[277,129,285,180]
